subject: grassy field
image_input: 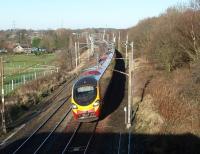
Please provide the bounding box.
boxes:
[3,53,56,76]
[0,53,57,95]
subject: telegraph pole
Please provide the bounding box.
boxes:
[0,57,6,133]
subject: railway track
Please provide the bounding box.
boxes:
[10,76,77,154]
[12,95,71,154]
[46,75,76,103]
[62,122,98,154]
[4,75,76,132]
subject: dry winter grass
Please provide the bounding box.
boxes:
[133,57,200,135]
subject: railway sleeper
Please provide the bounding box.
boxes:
[67,146,86,152]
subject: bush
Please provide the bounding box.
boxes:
[128,5,200,72]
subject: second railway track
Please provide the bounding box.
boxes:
[12,95,72,154]
[0,76,76,154]
[11,76,77,154]
[62,121,98,154]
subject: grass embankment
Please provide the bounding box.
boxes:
[132,60,200,154]
[127,1,200,153]
[0,54,62,130]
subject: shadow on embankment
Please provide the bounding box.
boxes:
[1,132,200,154]
[100,49,126,120]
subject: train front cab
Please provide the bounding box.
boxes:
[71,78,101,122]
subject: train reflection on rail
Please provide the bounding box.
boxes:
[71,47,114,122]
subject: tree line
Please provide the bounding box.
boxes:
[128,0,200,72]
[0,28,72,52]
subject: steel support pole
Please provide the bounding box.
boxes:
[75,42,78,69]
[113,33,115,43]
[118,31,121,51]
[127,42,134,129]
[127,52,132,129]
[78,42,80,64]
[125,35,128,68]
[12,80,14,90]
[103,30,105,41]
[96,53,99,69]
[124,106,127,125]
[107,34,109,41]
[1,57,6,133]
[90,37,94,56]
[23,75,26,84]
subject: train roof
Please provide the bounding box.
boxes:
[73,47,115,88]
[74,76,97,88]
[81,65,99,74]
[81,70,101,76]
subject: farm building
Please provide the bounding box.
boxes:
[0,49,7,53]
[13,44,31,53]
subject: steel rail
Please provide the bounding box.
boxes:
[0,75,75,150]
[33,107,72,154]
[128,131,131,154]
[62,122,98,154]
[49,76,75,99]
[117,132,122,154]
[13,96,71,154]
[83,122,98,154]
[61,122,82,154]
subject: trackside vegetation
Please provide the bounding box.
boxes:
[128,1,200,153]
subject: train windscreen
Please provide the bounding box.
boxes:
[74,85,97,106]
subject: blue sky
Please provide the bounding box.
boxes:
[0,0,188,30]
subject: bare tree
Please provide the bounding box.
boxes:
[190,0,200,10]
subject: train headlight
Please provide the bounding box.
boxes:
[93,101,100,107]
[72,104,78,109]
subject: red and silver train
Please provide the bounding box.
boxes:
[71,46,114,122]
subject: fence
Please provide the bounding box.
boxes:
[2,66,59,96]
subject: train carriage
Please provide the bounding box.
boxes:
[71,45,114,122]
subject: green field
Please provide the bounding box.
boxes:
[3,53,56,76]
[1,53,57,95]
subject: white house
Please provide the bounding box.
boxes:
[0,49,7,53]
[13,44,31,53]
